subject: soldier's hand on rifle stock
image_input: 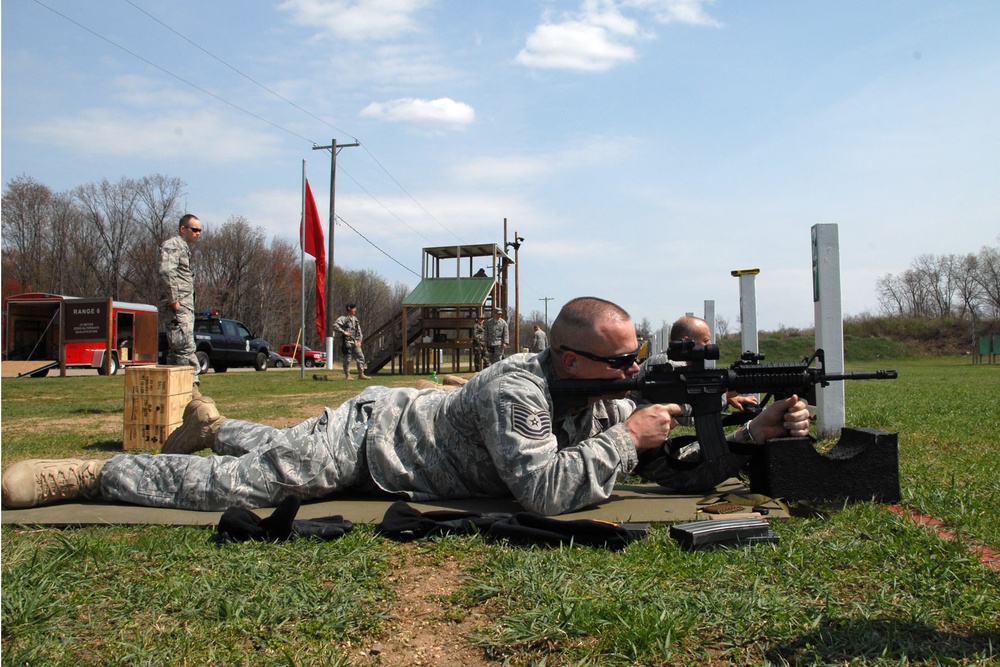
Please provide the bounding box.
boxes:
[748,395,810,442]
[626,403,686,450]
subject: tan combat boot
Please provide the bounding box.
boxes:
[344,370,354,380]
[359,371,371,380]
[161,395,226,454]
[1,459,104,509]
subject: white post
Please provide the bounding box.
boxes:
[703,299,716,368]
[731,268,760,356]
[812,224,846,437]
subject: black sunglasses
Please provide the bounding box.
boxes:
[559,345,640,370]
[185,226,202,233]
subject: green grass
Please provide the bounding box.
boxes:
[3,361,1000,666]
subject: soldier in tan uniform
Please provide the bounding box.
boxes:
[158,214,202,386]
[2,297,811,515]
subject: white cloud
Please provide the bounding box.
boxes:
[621,0,722,27]
[515,0,640,72]
[515,20,637,72]
[358,97,475,129]
[278,0,431,41]
[515,0,719,71]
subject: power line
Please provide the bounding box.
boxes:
[123,0,359,143]
[359,144,463,243]
[124,0,463,244]
[336,215,420,278]
[32,0,316,145]
[34,0,466,260]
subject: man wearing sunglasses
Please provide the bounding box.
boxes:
[3,297,810,516]
[158,214,203,390]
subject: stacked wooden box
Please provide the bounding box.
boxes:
[123,366,193,451]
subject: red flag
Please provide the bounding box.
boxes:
[301,180,326,339]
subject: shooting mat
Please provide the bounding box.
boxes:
[1,479,784,527]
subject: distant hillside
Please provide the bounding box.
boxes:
[714,316,997,362]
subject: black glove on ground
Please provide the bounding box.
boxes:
[214,495,354,543]
[377,500,510,541]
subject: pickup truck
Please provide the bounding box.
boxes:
[277,343,326,368]
[159,313,271,373]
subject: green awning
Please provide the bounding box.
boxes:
[402,278,494,307]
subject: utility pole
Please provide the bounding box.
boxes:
[312,138,359,369]
[539,297,553,331]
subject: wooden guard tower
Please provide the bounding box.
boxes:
[400,243,513,374]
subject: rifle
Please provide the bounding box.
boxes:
[548,342,897,462]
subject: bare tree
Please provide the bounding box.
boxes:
[73,177,142,299]
[974,245,1000,318]
[128,174,188,305]
[194,216,267,320]
[2,175,53,296]
[254,238,301,345]
[715,314,732,338]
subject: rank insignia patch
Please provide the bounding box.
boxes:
[511,403,551,439]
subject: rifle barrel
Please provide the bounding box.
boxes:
[825,370,898,382]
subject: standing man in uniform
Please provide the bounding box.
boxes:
[158,214,202,388]
[333,303,369,380]
[472,315,488,371]
[486,308,509,364]
[532,325,548,353]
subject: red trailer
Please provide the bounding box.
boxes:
[2,293,158,377]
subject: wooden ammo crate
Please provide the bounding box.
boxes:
[125,365,194,397]
[123,366,193,451]
[123,421,183,451]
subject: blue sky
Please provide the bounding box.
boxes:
[3,0,998,332]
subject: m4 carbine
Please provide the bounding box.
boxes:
[548,341,897,462]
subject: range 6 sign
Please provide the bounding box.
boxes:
[3,293,158,377]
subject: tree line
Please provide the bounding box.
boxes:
[875,242,1000,323]
[1,174,407,349]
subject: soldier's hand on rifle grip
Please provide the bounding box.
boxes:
[748,395,811,441]
[625,403,686,450]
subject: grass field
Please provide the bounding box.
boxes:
[2,359,999,666]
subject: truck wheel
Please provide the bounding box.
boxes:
[98,352,119,376]
[305,359,315,368]
[254,351,268,371]
[196,351,210,374]
[213,365,228,373]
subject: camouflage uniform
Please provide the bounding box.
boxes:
[472,321,488,371]
[100,350,643,515]
[333,313,367,374]
[486,315,509,363]
[158,235,200,381]
[532,328,548,353]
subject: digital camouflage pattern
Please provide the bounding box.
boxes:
[486,316,509,363]
[158,235,199,377]
[100,349,751,514]
[101,351,636,514]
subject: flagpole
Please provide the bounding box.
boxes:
[300,160,307,380]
